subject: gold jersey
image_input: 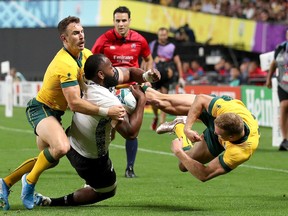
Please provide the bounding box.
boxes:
[36,48,92,111]
[210,97,260,170]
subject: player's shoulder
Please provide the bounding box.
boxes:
[82,48,93,57]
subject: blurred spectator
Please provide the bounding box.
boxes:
[160,0,173,6]
[242,2,256,19]
[191,0,202,12]
[177,0,191,9]
[201,0,220,14]
[247,61,268,85]
[239,57,250,84]
[140,0,288,23]
[214,57,232,83]
[229,66,241,86]
[171,23,196,44]
[9,67,26,82]
[183,59,206,84]
[182,61,192,82]
[256,9,274,22]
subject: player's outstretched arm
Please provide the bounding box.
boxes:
[171,138,227,182]
[117,67,161,85]
[115,85,146,139]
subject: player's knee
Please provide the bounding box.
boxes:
[99,187,117,201]
[53,144,70,158]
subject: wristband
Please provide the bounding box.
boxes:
[142,70,154,83]
[98,107,109,117]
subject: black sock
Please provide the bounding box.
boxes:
[50,193,75,206]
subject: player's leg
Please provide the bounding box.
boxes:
[159,86,169,124]
[35,148,117,206]
[125,138,138,178]
[150,83,161,131]
[145,87,196,115]
[277,86,288,150]
[150,105,158,131]
[178,136,215,172]
[22,116,68,209]
[28,117,68,183]
[279,100,288,150]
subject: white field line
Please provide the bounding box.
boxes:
[1,125,288,174]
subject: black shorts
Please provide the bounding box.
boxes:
[66,147,116,193]
[278,85,288,102]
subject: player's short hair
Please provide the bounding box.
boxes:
[57,16,80,35]
[214,113,244,136]
[84,54,106,81]
[113,6,131,18]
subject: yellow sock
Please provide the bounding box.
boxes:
[174,123,193,151]
[4,157,37,187]
[26,149,56,184]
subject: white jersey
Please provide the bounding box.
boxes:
[68,82,122,159]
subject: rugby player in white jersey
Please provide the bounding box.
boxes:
[34,53,159,206]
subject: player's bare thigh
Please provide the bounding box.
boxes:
[145,87,196,115]
[36,116,70,159]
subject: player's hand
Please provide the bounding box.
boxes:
[108,105,125,121]
[171,138,184,154]
[146,68,161,83]
[266,79,272,89]
[184,129,201,142]
[130,85,146,102]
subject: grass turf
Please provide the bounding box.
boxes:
[0,106,288,216]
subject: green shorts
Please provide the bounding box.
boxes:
[199,111,225,157]
[26,98,64,135]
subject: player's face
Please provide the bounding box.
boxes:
[62,22,85,56]
[157,30,168,45]
[101,57,118,88]
[113,13,130,37]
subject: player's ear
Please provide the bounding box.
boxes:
[60,34,66,42]
[98,70,104,80]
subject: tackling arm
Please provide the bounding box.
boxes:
[184,94,212,142]
[63,85,125,120]
[115,85,146,139]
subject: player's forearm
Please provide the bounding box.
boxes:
[127,68,147,83]
[184,95,207,132]
[124,98,146,139]
[174,150,210,182]
[68,97,101,115]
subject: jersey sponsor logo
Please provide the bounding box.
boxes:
[131,43,136,49]
[113,55,134,63]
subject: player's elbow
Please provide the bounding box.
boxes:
[67,100,82,112]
